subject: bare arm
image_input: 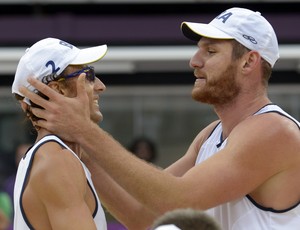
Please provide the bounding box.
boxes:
[83,153,158,230]
[82,121,218,229]
[77,114,298,213]
[20,76,300,215]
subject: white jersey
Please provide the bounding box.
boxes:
[13,135,107,230]
[195,104,300,230]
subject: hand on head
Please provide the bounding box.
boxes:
[19,73,92,142]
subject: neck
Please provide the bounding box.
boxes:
[36,128,81,158]
[213,93,271,139]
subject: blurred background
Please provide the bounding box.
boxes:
[0,0,299,228]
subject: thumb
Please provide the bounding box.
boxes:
[76,73,88,102]
[76,73,91,120]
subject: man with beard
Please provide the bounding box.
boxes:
[18,8,300,230]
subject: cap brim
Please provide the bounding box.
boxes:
[70,44,108,65]
[181,22,233,41]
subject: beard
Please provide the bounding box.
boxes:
[192,63,241,106]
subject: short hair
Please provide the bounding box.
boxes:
[230,40,272,87]
[151,208,221,230]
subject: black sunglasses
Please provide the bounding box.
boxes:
[59,66,96,82]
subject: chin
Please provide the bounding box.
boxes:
[91,113,103,124]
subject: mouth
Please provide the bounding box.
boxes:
[194,69,206,80]
[194,76,206,86]
[93,97,99,107]
[195,74,206,80]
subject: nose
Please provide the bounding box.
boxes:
[189,49,204,69]
[94,77,106,92]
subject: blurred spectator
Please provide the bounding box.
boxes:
[0,190,12,230]
[128,136,157,163]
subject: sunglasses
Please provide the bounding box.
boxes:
[58,66,96,82]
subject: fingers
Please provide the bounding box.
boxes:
[76,73,88,100]
[30,107,49,121]
[34,119,52,133]
[20,77,67,111]
[19,85,51,110]
[33,117,47,130]
[28,76,62,102]
[32,119,54,133]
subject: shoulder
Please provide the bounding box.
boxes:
[231,111,299,143]
[227,112,300,169]
[29,141,85,195]
[32,140,74,169]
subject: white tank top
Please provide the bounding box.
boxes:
[195,104,300,230]
[13,135,107,230]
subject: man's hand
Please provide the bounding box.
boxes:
[19,74,92,142]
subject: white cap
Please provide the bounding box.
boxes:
[181,7,279,67]
[154,224,181,230]
[12,37,108,104]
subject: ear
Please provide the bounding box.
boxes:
[241,51,261,73]
[47,81,66,95]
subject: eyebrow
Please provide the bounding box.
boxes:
[198,38,232,48]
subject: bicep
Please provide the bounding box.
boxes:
[47,202,97,230]
[180,147,252,209]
